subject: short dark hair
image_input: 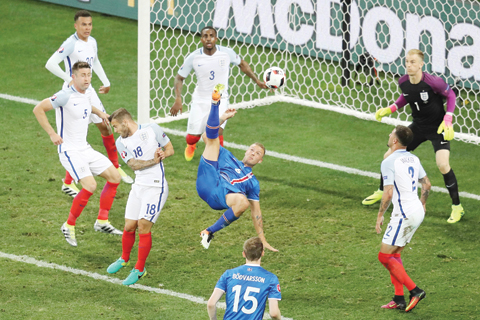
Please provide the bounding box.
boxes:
[243,237,263,261]
[72,61,90,74]
[74,10,92,22]
[200,26,217,37]
[395,125,414,147]
[109,108,133,123]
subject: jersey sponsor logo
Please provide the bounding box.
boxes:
[121,151,127,159]
[420,91,429,102]
[230,172,253,185]
[57,47,64,53]
[277,284,281,292]
[232,273,266,283]
[50,95,57,101]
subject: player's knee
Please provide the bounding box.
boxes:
[436,162,450,174]
[110,168,122,184]
[82,180,97,193]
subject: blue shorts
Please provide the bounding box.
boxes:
[196,156,229,210]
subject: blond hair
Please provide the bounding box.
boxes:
[243,237,263,261]
[407,49,424,62]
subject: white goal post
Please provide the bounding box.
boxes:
[138,0,480,144]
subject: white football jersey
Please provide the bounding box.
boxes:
[381,150,427,217]
[55,33,98,81]
[178,45,241,100]
[50,87,91,153]
[116,123,170,187]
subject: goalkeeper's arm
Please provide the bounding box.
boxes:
[375,94,408,122]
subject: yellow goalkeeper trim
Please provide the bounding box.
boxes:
[375,107,393,122]
[437,121,455,140]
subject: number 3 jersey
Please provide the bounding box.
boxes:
[115,123,170,187]
[381,150,427,217]
[216,264,281,320]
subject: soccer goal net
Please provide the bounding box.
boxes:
[140,0,480,144]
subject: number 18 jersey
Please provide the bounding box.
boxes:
[216,264,281,320]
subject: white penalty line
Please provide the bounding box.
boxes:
[0,251,293,320]
[162,127,480,201]
[2,93,479,202]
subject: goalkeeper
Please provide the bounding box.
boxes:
[363,49,464,223]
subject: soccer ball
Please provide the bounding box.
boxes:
[263,67,286,89]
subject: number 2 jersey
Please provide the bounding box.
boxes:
[115,123,170,187]
[381,149,427,217]
[216,264,281,320]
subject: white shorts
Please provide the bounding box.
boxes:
[62,83,105,124]
[59,146,113,182]
[125,183,169,224]
[187,97,228,135]
[382,210,425,247]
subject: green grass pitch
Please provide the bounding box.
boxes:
[1,0,480,319]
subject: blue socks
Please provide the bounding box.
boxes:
[206,101,220,139]
[206,207,239,234]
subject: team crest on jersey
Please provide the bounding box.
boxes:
[247,268,252,271]
[420,91,429,102]
[219,59,226,67]
[121,151,127,159]
[277,284,281,292]
[140,132,148,141]
[235,168,241,173]
[57,47,64,53]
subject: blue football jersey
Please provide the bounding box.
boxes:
[216,264,281,320]
[218,147,260,201]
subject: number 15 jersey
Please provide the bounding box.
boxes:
[216,264,281,320]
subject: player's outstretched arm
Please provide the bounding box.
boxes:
[268,299,281,320]
[375,185,393,234]
[419,176,431,212]
[238,60,268,89]
[33,99,63,146]
[170,74,186,116]
[207,288,224,320]
[249,200,278,252]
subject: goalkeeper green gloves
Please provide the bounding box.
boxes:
[437,113,454,141]
[375,105,395,122]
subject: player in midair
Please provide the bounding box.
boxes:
[376,125,431,312]
[45,10,133,198]
[33,62,123,247]
[106,108,174,286]
[196,85,277,252]
[170,26,268,161]
[364,49,464,223]
[207,237,282,320]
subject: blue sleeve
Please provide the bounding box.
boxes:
[50,89,71,109]
[214,271,228,293]
[268,274,282,300]
[178,50,197,78]
[142,123,171,147]
[116,138,135,164]
[246,180,260,201]
[381,158,395,186]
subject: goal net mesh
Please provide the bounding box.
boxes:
[147,0,480,144]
